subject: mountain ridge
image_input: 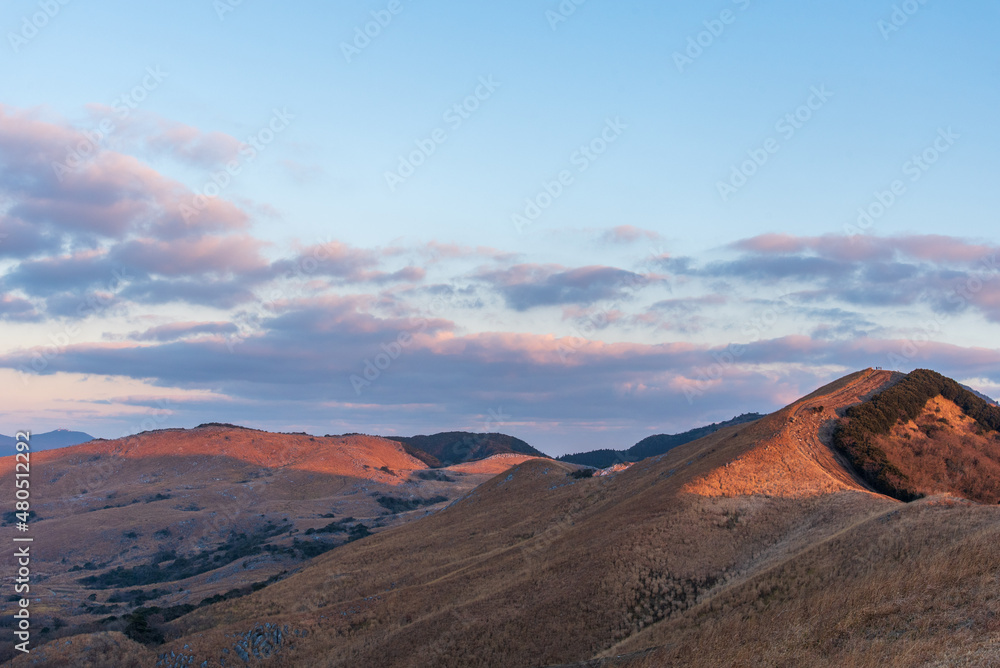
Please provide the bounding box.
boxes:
[386,431,548,467]
[0,429,94,452]
[10,368,1000,667]
[557,413,765,468]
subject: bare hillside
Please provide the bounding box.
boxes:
[0,426,538,660]
[13,369,1000,668]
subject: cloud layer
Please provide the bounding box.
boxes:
[1,106,998,453]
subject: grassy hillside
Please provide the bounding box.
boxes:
[13,369,1000,667]
[832,368,1000,501]
[0,426,527,663]
[8,370,893,667]
[613,496,1000,668]
[558,413,764,468]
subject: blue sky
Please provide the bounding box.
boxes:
[1,0,998,455]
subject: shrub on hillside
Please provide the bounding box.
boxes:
[415,470,454,482]
[79,523,286,588]
[375,495,448,514]
[833,369,1000,501]
[123,608,164,645]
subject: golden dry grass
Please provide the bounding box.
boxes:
[9,631,152,667]
[614,497,1000,668]
[683,369,897,498]
[77,371,899,666]
[0,426,516,660]
[445,453,542,475]
[12,369,1000,668]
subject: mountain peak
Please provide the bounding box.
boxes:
[682,368,901,499]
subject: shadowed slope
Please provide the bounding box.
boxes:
[29,370,903,667]
[0,426,532,660]
[389,432,548,467]
[832,368,1000,501]
[16,369,1000,668]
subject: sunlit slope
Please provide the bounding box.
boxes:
[23,368,995,668]
[94,370,906,667]
[0,425,532,663]
[0,425,429,485]
[682,368,904,498]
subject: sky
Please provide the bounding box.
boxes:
[1,0,998,456]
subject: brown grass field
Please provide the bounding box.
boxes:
[0,427,529,663]
[7,369,1000,667]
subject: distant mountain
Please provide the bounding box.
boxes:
[0,429,94,452]
[0,423,525,664]
[388,432,548,467]
[558,413,765,468]
[962,384,999,406]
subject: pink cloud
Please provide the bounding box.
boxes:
[733,233,808,254]
[733,233,997,266]
[129,321,240,342]
[278,241,426,285]
[601,225,662,244]
[114,235,269,277]
[0,105,249,241]
[421,241,518,263]
[145,122,242,166]
[84,106,245,168]
[892,235,996,264]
